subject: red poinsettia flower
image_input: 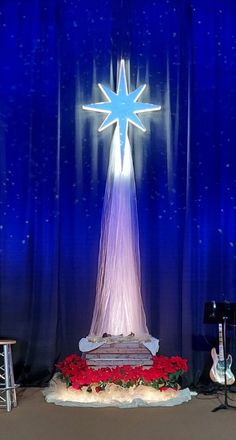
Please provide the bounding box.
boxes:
[56,353,188,393]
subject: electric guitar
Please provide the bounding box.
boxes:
[210,323,235,385]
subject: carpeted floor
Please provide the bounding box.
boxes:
[1,388,236,440]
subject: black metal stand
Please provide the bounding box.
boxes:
[212,316,236,412]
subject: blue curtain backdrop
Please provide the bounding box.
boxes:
[0,0,236,385]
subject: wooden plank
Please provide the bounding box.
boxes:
[87,360,153,367]
[86,351,152,357]
[89,348,150,354]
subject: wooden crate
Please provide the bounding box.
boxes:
[85,341,153,368]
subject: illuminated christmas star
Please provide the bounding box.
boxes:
[83,60,161,165]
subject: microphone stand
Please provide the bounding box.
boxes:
[212,316,236,412]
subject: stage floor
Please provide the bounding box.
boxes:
[1,387,236,440]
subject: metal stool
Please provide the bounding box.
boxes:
[0,340,17,412]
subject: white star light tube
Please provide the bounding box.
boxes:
[82,60,161,336]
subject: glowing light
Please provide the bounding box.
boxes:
[82,61,162,337]
[111,125,132,178]
[44,376,192,407]
[83,60,161,167]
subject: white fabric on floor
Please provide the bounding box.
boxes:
[44,376,191,408]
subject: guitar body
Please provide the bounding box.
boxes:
[210,347,235,385]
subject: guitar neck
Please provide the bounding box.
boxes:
[218,323,224,360]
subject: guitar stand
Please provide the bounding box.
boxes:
[212,316,236,412]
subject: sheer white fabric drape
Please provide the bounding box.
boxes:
[89,125,148,336]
